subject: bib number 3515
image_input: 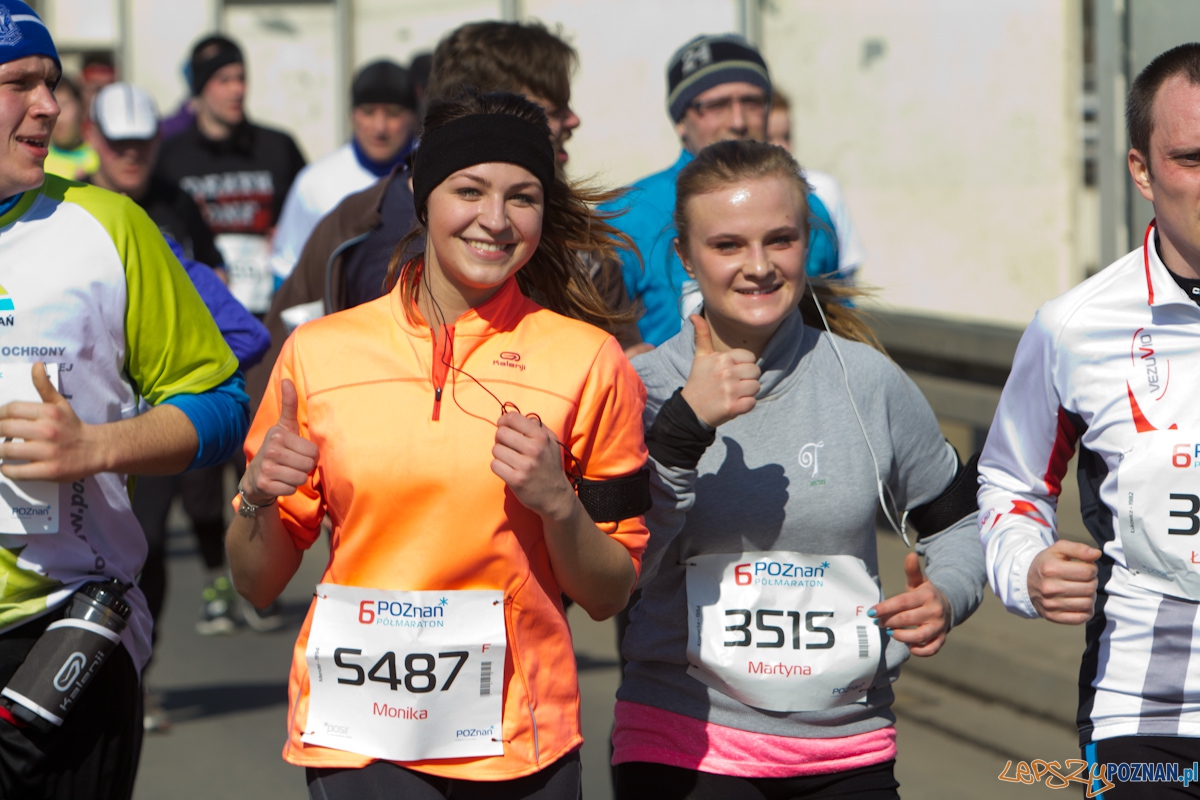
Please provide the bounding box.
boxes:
[685,552,883,713]
[723,609,835,649]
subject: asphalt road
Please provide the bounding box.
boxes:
[133,522,1086,800]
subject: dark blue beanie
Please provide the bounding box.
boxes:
[0,2,59,71]
[666,34,769,123]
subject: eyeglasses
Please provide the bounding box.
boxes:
[687,94,768,117]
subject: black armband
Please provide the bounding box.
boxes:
[645,388,716,470]
[907,451,980,539]
[577,468,652,523]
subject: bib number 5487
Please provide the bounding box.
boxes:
[334,649,470,694]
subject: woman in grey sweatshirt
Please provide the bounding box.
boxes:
[613,141,986,800]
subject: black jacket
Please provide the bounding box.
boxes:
[154,120,306,237]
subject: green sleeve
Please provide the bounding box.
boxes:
[50,177,238,404]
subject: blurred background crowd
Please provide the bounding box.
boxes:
[31,0,1161,327]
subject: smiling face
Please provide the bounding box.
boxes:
[677,174,807,353]
[1130,74,1200,277]
[423,161,544,314]
[0,56,60,200]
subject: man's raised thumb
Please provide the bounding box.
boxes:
[904,551,927,592]
[278,378,301,433]
[31,363,63,405]
[691,314,714,357]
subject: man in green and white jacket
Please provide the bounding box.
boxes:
[0,5,248,797]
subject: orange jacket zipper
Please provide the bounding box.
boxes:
[431,323,454,421]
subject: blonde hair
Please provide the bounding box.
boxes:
[673,139,879,348]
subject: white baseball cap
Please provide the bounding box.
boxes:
[91,82,159,141]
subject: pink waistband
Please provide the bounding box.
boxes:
[611,700,896,779]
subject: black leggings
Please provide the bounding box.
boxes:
[307,750,581,800]
[614,760,899,800]
[133,463,228,629]
[1086,735,1200,799]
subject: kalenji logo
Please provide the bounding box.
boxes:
[53,652,87,692]
[494,351,525,372]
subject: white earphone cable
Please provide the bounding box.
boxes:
[808,283,911,547]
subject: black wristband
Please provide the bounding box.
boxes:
[645,388,716,470]
[908,451,980,539]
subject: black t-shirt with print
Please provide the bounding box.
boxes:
[154,120,306,237]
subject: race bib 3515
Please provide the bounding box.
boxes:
[685,552,883,712]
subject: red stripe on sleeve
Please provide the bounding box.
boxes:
[1043,406,1081,497]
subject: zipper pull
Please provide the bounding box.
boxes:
[433,385,443,421]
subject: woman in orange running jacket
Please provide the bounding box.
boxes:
[225,89,650,799]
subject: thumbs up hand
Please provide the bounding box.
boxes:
[679,315,761,428]
[0,362,99,482]
[869,552,953,657]
[242,378,319,505]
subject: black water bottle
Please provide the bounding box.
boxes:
[1,580,130,732]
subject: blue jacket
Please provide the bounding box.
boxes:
[603,150,840,347]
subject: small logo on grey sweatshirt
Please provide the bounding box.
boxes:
[799,442,824,478]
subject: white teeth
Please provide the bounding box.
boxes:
[465,240,508,252]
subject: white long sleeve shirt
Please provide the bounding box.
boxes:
[979,223,1200,744]
[269,142,379,280]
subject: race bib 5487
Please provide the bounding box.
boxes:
[302,585,506,761]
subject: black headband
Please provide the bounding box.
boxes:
[412,113,555,222]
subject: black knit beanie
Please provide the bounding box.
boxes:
[352,61,416,110]
[190,35,244,96]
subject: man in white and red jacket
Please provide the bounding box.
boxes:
[979,43,1200,796]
